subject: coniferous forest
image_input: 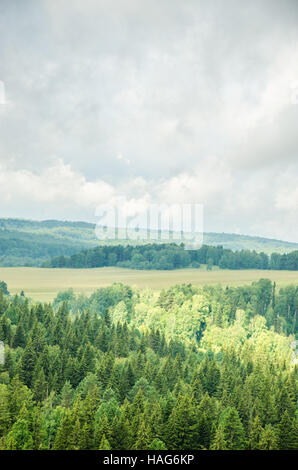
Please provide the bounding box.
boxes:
[0,279,297,450]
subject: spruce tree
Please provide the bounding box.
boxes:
[218,407,246,450]
[258,424,279,450]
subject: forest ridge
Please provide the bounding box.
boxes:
[1,218,298,267]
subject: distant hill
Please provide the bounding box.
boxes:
[0,218,98,266]
[202,232,298,254]
[0,218,297,266]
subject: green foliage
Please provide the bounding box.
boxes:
[44,241,298,272]
[0,280,296,450]
[216,407,246,450]
[0,281,9,295]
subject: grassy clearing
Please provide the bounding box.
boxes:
[0,266,298,302]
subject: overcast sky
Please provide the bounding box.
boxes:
[0,0,298,241]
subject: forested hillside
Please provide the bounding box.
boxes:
[0,219,98,267]
[43,243,298,271]
[1,218,298,267]
[0,279,297,450]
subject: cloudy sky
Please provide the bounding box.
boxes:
[0,0,298,241]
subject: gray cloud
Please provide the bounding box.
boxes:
[0,0,297,240]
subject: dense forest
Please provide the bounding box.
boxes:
[0,279,297,450]
[1,218,298,267]
[43,243,298,271]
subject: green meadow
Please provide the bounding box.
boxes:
[1,266,298,302]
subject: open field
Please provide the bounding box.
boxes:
[0,266,298,302]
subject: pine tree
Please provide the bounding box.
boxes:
[109,413,131,450]
[167,393,199,450]
[218,407,246,450]
[59,380,74,408]
[197,412,211,449]
[258,425,279,450]
[279,410,298,450]
[4,419,33,450]
[94,413,110,449]
[12,323,26,348]
[133,420,151,450]
[52,409,75,450]
[249,415,263,449]
[32,405,46,450]
[19,338,36,388]
[211,425,228,450]
[8,376,34,423]
[99,434,111,450]
[33,368,48,402]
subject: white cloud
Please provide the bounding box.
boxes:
[0,0,297,240]
[0,158,115,208]
[0,155,297,241]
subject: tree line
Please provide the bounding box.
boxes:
[42,243,298,271]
